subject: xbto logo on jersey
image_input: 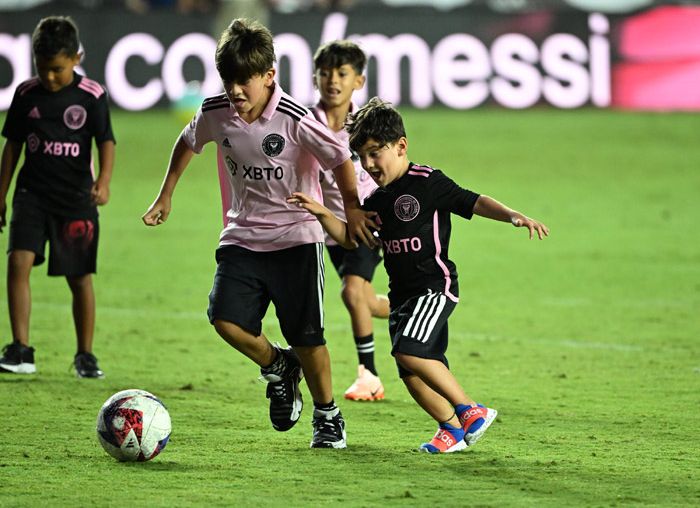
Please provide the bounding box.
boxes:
[262,133,285,157]
[394,194,420,221]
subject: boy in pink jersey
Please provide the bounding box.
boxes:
[142,19,375,449]
[290,98,549,453]
[311,41,390,402]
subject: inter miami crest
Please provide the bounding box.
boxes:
[64,105,87,130]
[394,194,420,222]
[262,133,285,157]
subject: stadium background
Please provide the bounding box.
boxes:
[1,1,699,507]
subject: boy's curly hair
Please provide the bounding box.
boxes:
[345,97,406,153]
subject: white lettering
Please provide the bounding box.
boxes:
[275,33,313,102]
[162,33,219,100]
[491,33,541,109]
[589,13,611,107]
[0,34,31,109]
[541,34,590,108]
[105,33,164,111]
[432,34,490,109]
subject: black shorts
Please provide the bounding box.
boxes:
[207,243,326,347]
[326,243,381,281]
[388,291,456,378]
[8,191,98,277]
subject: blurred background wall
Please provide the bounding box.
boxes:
[1,0,698,111]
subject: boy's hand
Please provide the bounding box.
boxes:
[287,192,325,217]
[142,196,172,226]
[91,181,110,206]
[345,206,378,248]
[511,214,549,240]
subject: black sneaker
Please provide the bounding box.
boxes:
[0,342,36,374]
[260,345,303,431]
[310,409,347,449]
[74,352,105,379]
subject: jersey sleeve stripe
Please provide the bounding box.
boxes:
[279,97,309,117]
[18,78,40,96]
[408,168,432,177]
[276,105,303,121]
[78,80,105,98]
[202,102,231,112]
[202,93,228,105]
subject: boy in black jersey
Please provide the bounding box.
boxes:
[0,16,115,378]
[289,97,549,453]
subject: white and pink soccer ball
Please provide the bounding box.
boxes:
[96,389,171,462]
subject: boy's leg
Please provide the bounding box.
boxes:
[66,274,95,354]
[1,250,37,374]
[294,345,333,404]
[365,284,389,320]
[7,250,35,346]
[213,319,277,367]
[395,353,475,408]
[67,274,104,378]
[208,245,304,433]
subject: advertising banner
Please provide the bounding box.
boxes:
[1,4,698,111]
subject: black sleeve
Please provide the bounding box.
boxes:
[89,88,116,145]
[429,169,480,219]
[1,89,26,142]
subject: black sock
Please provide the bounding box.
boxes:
[355,334,377,375]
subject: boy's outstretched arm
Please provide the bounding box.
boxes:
[288,192,355,249]
[0,140,22,233]
[91,140,115,206]
[142,135,195,226]
[473,195,549,240]
[331,158,377,248]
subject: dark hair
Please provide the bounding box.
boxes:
[346,97,406,153]
[313,40,366,75]
[32,16,80,58]
[215,18,276,84]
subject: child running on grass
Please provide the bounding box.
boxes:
[0,16,115,378]
[289,97,549,453]
[311,40,390,402]
[142,19,375,448]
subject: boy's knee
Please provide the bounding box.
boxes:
[341,281,365,308]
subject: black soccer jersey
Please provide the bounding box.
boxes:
[1,72,115,217]
[362,163,480,303]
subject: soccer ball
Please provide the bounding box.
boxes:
[96,389,171,462]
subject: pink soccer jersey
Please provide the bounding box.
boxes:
[311,102,378,246]
[181,84,351,252]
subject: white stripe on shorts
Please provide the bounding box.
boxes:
[404,292,447,343]
[316,243,325,328]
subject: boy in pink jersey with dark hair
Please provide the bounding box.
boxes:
[142,18,375,449]
[290,97,549,453]
[0,16,115,378]
[312,40,390,402]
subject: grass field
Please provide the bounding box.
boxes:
[1,108,699,507]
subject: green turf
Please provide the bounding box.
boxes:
[1,108,698,507]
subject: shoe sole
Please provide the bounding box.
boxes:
[465,408,497,447]
[0,363,36,374]
[310,431,347,449]
[419,439,467,453]
[344,391,385,401]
